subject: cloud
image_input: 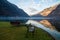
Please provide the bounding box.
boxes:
[13,0,41,16]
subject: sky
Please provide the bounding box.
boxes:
[7,0,60,16]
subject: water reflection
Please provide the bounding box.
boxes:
[26,20,60,40]
[30,18,60,32]
[38,20,56,30]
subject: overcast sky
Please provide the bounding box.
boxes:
[8,0,60,16]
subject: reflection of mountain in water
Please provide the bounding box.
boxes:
[40,20,55,30]
[0,0,29,17]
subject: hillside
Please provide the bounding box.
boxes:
[48,4,60,17]
[33,4,58,17]
[0,0,29,17]
[32,4,58,17]
[40,5,57,16]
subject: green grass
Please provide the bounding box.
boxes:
[0,22,54,40]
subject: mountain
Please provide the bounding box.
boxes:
[47,4,60,17]
[0,0,29,17]
[40,5,57,16]
[32,4,58,17]
[32,4,58,18]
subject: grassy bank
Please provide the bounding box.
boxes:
[0,22,53,40]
